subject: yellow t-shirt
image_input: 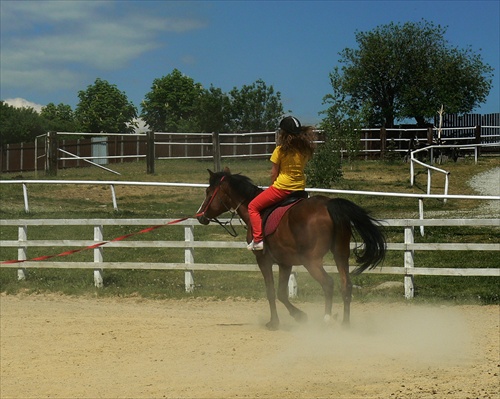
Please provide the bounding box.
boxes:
[270,146,308,191]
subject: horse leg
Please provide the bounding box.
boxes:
[332,245,352,326]
[304,260,334,323]
[277,265,307,324]
[256,253,280,330]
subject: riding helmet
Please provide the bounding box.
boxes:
[279,116,302,134]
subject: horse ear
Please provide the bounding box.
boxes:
[223,166,231,174]
[207,169,214,177]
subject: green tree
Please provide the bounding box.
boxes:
[333,19,493,127]
[322,70,363,162]
[307,72,366,188]
[0,101,46,145]
[142,71,285,133]
[141,69,204,132]
[228,79,285,132]
[40,103,78,132]
[305,128,343,188]
[195,85,232,133]
[75,78,137,133]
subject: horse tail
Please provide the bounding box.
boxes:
[327,198,386,276]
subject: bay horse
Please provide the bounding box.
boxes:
[197,168,386,330]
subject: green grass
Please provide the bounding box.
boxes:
[0,157,498,304]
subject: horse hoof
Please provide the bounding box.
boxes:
[266,320,280,330]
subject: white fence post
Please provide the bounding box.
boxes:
[110,184,118,211]
[404,226,415,299]
[185,270,195,294]
[410,157,415,186]
[93,225,104,288]
[184,225,195,264]
[419,198,425,237]
[22,183,29,213]
[288,271,298,299]
[17,225,27,281]
[184,225,195,293]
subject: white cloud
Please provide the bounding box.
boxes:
[0,1,206,91]
[4,98,44,113]
[130,118,150,134]
[2,66,81,92]
[0,1,102,31]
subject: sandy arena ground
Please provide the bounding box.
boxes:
[0,295,498,399]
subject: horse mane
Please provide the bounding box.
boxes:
[210,171,262,201]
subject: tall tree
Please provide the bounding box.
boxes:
[0,101,46,145]
[142,71,285,133]
[141,69,204,132]
[331,19,493,127]
[75,78,137,133]
[40,103,78,132]
[195,85,232,133]
[228,79,285,132]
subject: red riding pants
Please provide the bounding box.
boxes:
[248,185,291,242]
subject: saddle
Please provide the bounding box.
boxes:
[262,191,308,237]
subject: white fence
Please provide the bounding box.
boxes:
[409,142,500,201]
[2,179,498,238]
[1,218,498,299]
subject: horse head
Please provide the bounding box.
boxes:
[196,168,233,225]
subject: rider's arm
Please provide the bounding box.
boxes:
[270,162,279,184]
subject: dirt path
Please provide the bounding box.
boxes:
[1,295,498,399]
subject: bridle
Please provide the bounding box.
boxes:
[198,176,245,237]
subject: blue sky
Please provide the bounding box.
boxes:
[1,0,499,126]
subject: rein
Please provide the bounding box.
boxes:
[207,213,240,237]
[2,175,244,264]
[0,215,194,265]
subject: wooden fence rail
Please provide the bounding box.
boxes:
[1,218,498,299]
[2,124,498,174]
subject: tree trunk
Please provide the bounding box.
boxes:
[415,116,431,128]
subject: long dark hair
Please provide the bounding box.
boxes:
[277,126,316,158]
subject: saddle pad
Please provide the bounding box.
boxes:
[263,199,303,237]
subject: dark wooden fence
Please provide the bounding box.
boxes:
[1,113,498,174]
[1,134,148,174]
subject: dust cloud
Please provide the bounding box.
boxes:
[263,302,472,368]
